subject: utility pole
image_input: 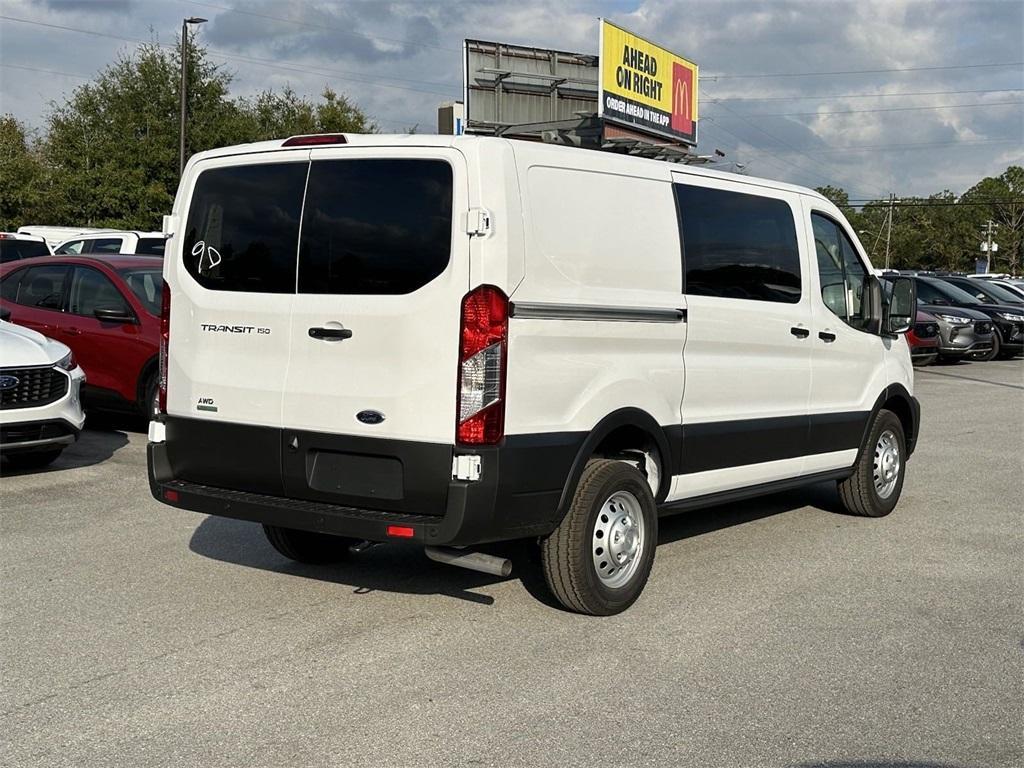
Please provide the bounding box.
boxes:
[179,17,207,176]
[981,220,999,272]
[883,193,897,270]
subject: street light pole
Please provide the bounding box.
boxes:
[179,17,207,176]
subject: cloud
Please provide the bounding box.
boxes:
[1,0,1021,198]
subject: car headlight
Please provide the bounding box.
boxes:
[935,313,974,324]
[55,351,76,371]
[996,312,1024,322]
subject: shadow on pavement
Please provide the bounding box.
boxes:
[189,515,527,607]
[0,425,129,477]
[188,480,849,611]
[658,479,846,546]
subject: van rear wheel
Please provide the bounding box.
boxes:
[262,525,356,564]
[540,459,657,616]
[837,409,906,517]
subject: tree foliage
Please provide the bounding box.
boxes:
[1,37,375,231]
[816,167,1024,274]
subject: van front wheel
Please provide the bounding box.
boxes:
[541,459,657,616]
[262,525,356,564]
[837,409,906,517]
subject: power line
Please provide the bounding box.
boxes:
[711,101,1022,117]
[706,61,1024,79]
[180,0,460,54]
[708,87,1023,102]
[704,85,888,196]
[787,138,1021,154]
[0,15,460,97]
[0,63,90,80]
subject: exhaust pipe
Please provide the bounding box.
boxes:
[425,546,512,578]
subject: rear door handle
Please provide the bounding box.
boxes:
[818,331,837,343]
[308,326,353,340]
[790,326,810,339]
[65,327,82,336]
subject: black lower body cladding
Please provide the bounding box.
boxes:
[149,417,586,546]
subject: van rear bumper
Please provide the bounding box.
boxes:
[147,427,584,546]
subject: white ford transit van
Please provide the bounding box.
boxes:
[148,133,920,615]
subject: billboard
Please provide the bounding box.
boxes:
[598,19,699,144]
[463,39,598,135]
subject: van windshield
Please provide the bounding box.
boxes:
[182,159,454,295]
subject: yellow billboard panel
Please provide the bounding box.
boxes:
[599,19,699,144]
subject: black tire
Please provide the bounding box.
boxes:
[837,409,906,517]
[540,459,657,616]
[4,449,64,470]
[139,371,159,420]
[262,525,355,564]
[978,330,1000,362]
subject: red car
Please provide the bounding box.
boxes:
[0,254,162,417]
[907,309,940,367]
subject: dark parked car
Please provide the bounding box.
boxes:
[886,275,1023,360]
[937,275,1024,307]
[907,310,940,366]
[0,254,162,417]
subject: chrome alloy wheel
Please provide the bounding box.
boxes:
[873,428,901,500]
[592,490,645,589]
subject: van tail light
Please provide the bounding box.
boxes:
[457,285,508,445]
[158,280,170,414]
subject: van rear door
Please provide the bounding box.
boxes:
[279,148,469,511]
[167,152,309,495]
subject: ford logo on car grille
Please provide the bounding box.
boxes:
[0,375,19,391]
[356,410,385,425]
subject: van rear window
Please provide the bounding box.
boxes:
[182,159,453,295]
[298,159,453,295]
[674,185,802,303]
[183,162,307,293]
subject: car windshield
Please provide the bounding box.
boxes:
[970,279,1024,304]
[919,277,982,305]
[118,268,162,315]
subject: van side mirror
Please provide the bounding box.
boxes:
[0,306,10,322]
[862,275,884,335]
[884,276,915,336]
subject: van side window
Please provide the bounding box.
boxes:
[811,213,871,330]
[183,163,307,293]
[674,185,801,303]
[298,159,453,295]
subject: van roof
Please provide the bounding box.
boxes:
[187,133,832,205]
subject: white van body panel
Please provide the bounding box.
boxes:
[165,148,311,427]
[505,143,685,438]
[280,145,470,443]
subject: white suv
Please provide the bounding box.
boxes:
[0,320,85,468]
[54,231,168,256]
[148,133,920,615]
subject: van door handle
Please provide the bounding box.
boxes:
[818,330,837,343]
[790,326,810,339]
[65,327,82,336]
[308,326,353,340]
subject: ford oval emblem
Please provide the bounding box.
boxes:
[356,410,385,425]
[0,375,19,391]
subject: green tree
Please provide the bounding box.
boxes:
[961,166,1024,273]
[26,37,374,231]
[0,116,45,230]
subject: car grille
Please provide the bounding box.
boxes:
[0,366,69,410]
[913,322,939,339]
[975,321,993,335]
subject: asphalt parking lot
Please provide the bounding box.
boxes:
[2,360,1022,768]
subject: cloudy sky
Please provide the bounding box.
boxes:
[0,0,1021,199]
